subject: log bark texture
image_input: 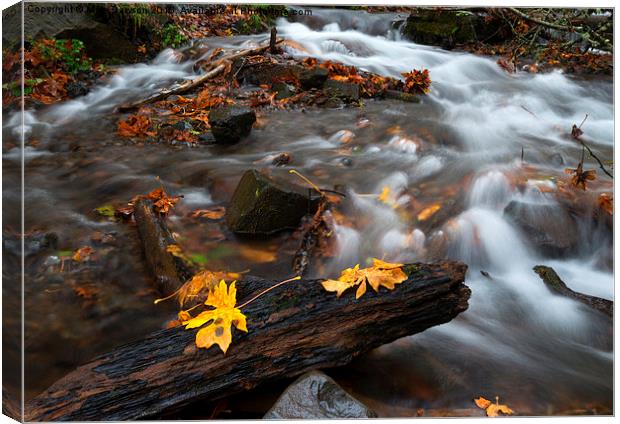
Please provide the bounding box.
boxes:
[133,199,192,295]
[26,262,470,421]
[533,265,612,318]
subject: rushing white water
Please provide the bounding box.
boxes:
[4,8,612,414]
[273,15,612,414]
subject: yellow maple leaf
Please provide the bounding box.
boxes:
[417,203,441,221]
[322,259,408,299]
[378,186,391,204]
[474,396,515,417]
[183,280,247,353]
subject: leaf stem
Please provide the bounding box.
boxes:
[238,276,301,309]
[289,170,323,196]
[154,286,182,304]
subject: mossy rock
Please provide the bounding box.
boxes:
[324,79,361,101]
[403,10,479,48]
[225,169,322,235]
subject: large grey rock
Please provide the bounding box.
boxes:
[264,371,377,419]
[225,169,320,235]
[504,200,579,257]
[208,106,256,144]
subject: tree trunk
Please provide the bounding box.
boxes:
[533,265,612,318]
[133,199,192,295]
[26,262,470,421]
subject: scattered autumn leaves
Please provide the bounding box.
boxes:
[117,115,156,138]
[402,69,432,95]
[3,38,101,107]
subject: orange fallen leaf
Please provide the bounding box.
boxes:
[474,396,515,417]
[474,397,492,410]
[598,193,613,215]
[147,188,182,215]
[183,280,247,353]
[191,206,226,220]
[74,285,98,299]
[238,245,277,263]
[565,161,596,191]
[417,203,441,221]
[378,186,391,204]
[72,246,94,262]
[322,259,408,299]
[117,115,156,138]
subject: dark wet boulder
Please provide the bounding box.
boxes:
[272,81,296,100]
[2,231,58,257]
[384,89,421,103]
[324,79,361,101]
[403,9,504,49]
[208,106,256,144]
[264,371,377,419]
[225,169,321,235]
[235,62,303,86]
[504,200,579,257]
[299,66,329,89]
[65,81,89,98]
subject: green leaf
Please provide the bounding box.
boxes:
[95,204,116,217]
[188,253,208,266]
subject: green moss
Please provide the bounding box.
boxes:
[159,23,187,48]
[402,264,418,277]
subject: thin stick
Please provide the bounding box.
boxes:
[574,114,613,179]
[238,276,301,309]
[579,139,613,179]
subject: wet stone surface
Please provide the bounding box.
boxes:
[264,371,378,419]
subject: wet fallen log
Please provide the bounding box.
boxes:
[117,39,282,112]
[133,199,192,295]
[533,265,612,318]
[26,262,470,421]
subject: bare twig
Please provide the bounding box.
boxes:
[578,138,613,179]
[508,7,580,32]
[572,114,613,179]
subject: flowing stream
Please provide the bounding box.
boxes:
[3,8,612,416]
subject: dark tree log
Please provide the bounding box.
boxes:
[133,199,192,295]
[533,265,612,318]
[26,262,470,421]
